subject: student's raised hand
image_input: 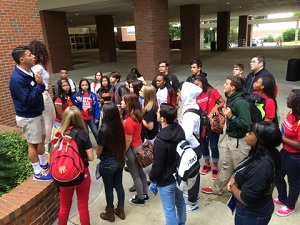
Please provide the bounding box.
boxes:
[35,72,44,85]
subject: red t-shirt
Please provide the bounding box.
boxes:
[253,92,276,120]
[54,97,73,122]
[196,88,221,115]
[81,92,93,121]
[124,115,142,148]
[282,111,300,153]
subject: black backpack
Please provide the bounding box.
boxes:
[226,93,266,123]
[183,108,210,143]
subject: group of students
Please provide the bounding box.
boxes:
[8,40,300,225]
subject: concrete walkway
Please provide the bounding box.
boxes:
[51,46,300,225]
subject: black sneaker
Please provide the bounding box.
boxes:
[129,196,145,206]
[129,185,136,192]
[132,194,149,202]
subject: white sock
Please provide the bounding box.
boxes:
[38,154,48,166]
[32,162,42,175]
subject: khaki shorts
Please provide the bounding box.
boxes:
[16,115,45,144]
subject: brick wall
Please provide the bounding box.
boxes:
[0,176,59,225]
[180,4,200,64]
[133,0,170,80]
[0,0,43,126]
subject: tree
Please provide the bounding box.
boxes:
[229,26,238,44]
[169,24,181,41]
[282,28,300,42]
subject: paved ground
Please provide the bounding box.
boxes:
[51,46,300,225]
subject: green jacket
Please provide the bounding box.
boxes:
[225,89,252,138]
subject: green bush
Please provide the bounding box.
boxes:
[262,35,275,42]
[0,132,32,196]
[282,28,300,42]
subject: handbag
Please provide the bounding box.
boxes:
[209,110,225,134]
[135,127,154,168]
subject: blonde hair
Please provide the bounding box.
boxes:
[55,106,86,134]
[143,84,158,113]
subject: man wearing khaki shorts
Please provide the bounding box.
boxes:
[9,46,52,181]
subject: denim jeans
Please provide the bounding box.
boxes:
[235,196,274,225]
[101,157,125,208]
[158,182,186,225]
[275,149,300,209]
[188,144,202,203]
[84,119,98,142]
[201,130,220,162]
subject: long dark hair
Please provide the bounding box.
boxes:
[78,78,91,93]
[194,76,212,93]
[132,80,143,96]
[28,40,49,69]
[102,103,126,166]
[97,76,111,94]
[261,77,277,110]
[123,92,143,122]
[291,96,300,123]
[53,78,73,107]
[235,122,281,180]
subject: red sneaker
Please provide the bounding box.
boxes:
[273,198,284,206]
[200,165,211,175]
[276,206,295,217]
[212,168,219,180]
[201,187,215,194]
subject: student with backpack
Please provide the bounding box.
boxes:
[96,103,126,222]
[73,78,100,142]
[178,81,202,213]
[51,106,94,225]
[194,76,225,180]
[201,76,252,196]
[110,71,128,105]
[149,103,186,225]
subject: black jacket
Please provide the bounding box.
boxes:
[244,68,275,94]
[186,71,208,83]
[149,123,185,187]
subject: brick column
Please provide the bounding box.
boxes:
[133,0,169,80]
[96,15,117,63]
[217,11,230,51]
[238,15,249,47]
[180,4,200,64]
[40,11,74,73]
[0,0,44,126]
[247,16,253,47]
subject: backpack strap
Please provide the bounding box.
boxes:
[184,108,202,116]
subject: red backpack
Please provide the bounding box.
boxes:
[50,129,85,187]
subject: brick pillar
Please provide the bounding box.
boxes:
[247,17,253,47]
[133,0,169,80]
[180,4,200,64]
[0,0,44,126]
[40,11,73,73]
[116,28,123,42]
[217,11,230,51]
[238,15,249,47]
[96,15,117,63]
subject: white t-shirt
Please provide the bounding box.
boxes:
[156,87,168,106]
[91,82,101,93]
[31,64,49,89]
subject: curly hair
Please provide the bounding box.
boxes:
[27,40,49,69]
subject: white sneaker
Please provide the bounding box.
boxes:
[186,204,199,213]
